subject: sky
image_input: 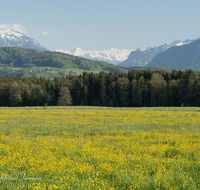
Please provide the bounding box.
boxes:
[1,0,200,51]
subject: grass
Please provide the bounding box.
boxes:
[2,106,199,111]
[0,66,24,70]
[2,66,104,79]
[64,68,102,74]
[0,107,199,189]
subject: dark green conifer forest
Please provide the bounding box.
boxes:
[0,69,200,107]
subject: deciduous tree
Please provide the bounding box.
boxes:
[57,86,72,106]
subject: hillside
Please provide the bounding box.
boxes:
[147,39,200,71]
[0,47,128,73]
[0,47,185,79]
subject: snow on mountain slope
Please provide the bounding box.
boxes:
[118,38,200,67]
[56,48,134,65]
[0,27,48,51]
[146,39,200,71]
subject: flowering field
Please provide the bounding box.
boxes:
[0,107,199,189]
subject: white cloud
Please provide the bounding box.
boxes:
[0,24,28,33]
[0,24,9,29]
[42,31,49,36]
[42,31,55,36]
[12,24,27,33]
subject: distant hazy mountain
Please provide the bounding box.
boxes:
[0,27,48,51]
[56,47,133,65]
[118,38,199,67]
[146,39,200,71]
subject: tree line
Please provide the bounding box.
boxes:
[0,69,200,107]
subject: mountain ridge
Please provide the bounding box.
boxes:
[0,27,48,51]
[56,47,134,65]
[146,39,200,71]
[118,38,200,67]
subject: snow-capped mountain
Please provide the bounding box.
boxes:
[118,38,200,67]
[56,48,134,65]
[0,27,48,51]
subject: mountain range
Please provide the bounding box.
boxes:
[0,27,48,51]
[146,38,200,71]
[56,47,133,65]
[57,39,199,67]
[118,38,199,67]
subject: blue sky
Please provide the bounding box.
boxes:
[1,0,200,51]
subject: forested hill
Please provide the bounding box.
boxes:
[0,47,128,73]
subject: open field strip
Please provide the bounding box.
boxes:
[0,108,199,189]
